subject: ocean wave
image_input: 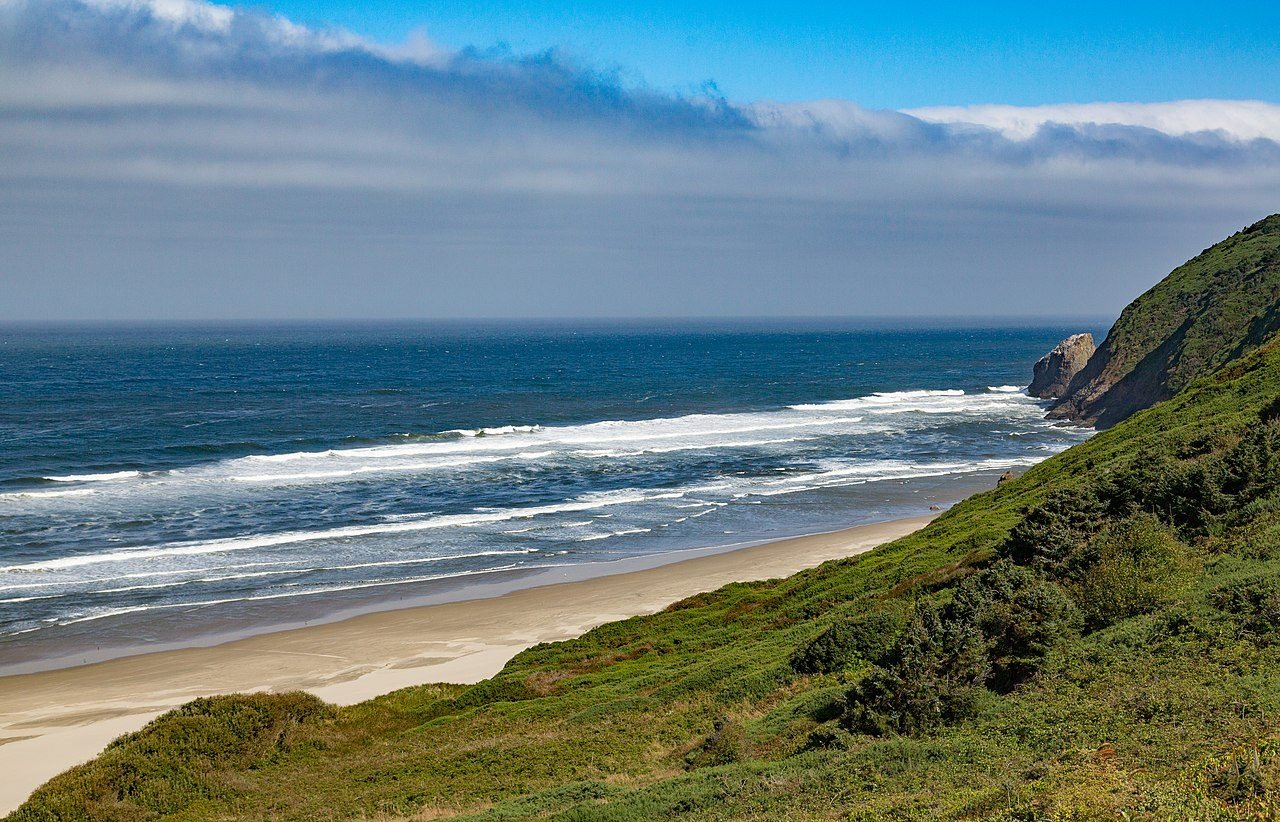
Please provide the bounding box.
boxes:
[0,559,308,593]
[0,489,687,573]
[0,487,100,500]
[574,436,819,459]
[576,527,652,542]
[41,562,565,632]
[443,424,543,437]
[43,470,142,483]
[5,389,1046,496]
[227,455,511,483]
[716,454,1054,499]
[0,549,543,601]
[787,389,973,411]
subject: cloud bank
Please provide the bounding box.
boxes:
[2,0,1278,320]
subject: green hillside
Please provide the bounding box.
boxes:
[13,220,1280,820]
[1052,214,1280,428]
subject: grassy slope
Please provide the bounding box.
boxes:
[1052,214,1280,427]
[13,337,1280,819]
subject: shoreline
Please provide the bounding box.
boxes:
[0,512,935,816]
[0,468,1018,678]
[0,515,943,679]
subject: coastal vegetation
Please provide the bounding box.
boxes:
[11,216,1280,820]
[1051,214,1280,427]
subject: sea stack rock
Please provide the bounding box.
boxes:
[1028,333,1095,399]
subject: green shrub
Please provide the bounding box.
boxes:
[844,602,990,736]
[453,674,539,709]
[1105,456,1231,538]
[790,607,904,675]
[1074,515,1197,628]
[947,560,1081,692]
[1211,573,1280,642]
[1220,419,1280,503]
[1001,488,1107,578]
[1257,394,1280,423]
[15,693,334,821]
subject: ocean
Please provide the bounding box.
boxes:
[0,320,1098,671]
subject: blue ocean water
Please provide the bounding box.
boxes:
[0,320,1098,670]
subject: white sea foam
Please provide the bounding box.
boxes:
[49,562,566,629]
[227,455,510,483]
[713,454,1055,499]
[0,487,99,500]
[43,470,141,483]
[0,548,547,602]
[0,559,309,593]
[0,489,687,573]
[576,527,652,542]
[786,389,968,411]
[574,436,818,459]
[3,389,1044,497]
[443,424,543,437]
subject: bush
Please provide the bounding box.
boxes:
[453,675,539,709]
[1211,573,1280,642]
[1001,488,1107,577]
[843,562,1081,734]
[1104,456,1230,538]
[1074,515,1197,628]
[947,561,1081,692]
[17,692,334,820]
[1257,394,1280,423]
[844,602,990,736]
[1220,420,1280,503]
[790,607,904,675]
[1002,445,1244,573]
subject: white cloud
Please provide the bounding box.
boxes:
[83,0,232,32]
[905,99,1280,143]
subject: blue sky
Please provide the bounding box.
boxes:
[1,0,1279,320]
[239,0,1280,106]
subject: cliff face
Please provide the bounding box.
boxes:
[1028,333,1095,399]
[1050,214,1280,428]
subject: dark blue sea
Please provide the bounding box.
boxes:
[0,320,1099,670]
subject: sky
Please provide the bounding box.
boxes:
[244,0,1280,107]
[2,0,1279,321]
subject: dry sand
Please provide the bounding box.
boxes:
[0,514,933,815]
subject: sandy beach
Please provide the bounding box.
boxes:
[0,513,933,815]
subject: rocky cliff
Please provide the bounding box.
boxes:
[1028,333,1095,398]
[1050,214,1280,428]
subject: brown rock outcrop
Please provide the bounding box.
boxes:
[1028,333,1095,399]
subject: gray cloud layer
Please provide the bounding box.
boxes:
[3,0,1279,320]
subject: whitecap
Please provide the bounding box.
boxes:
[0,489,687,573]
[43,470,141,483]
